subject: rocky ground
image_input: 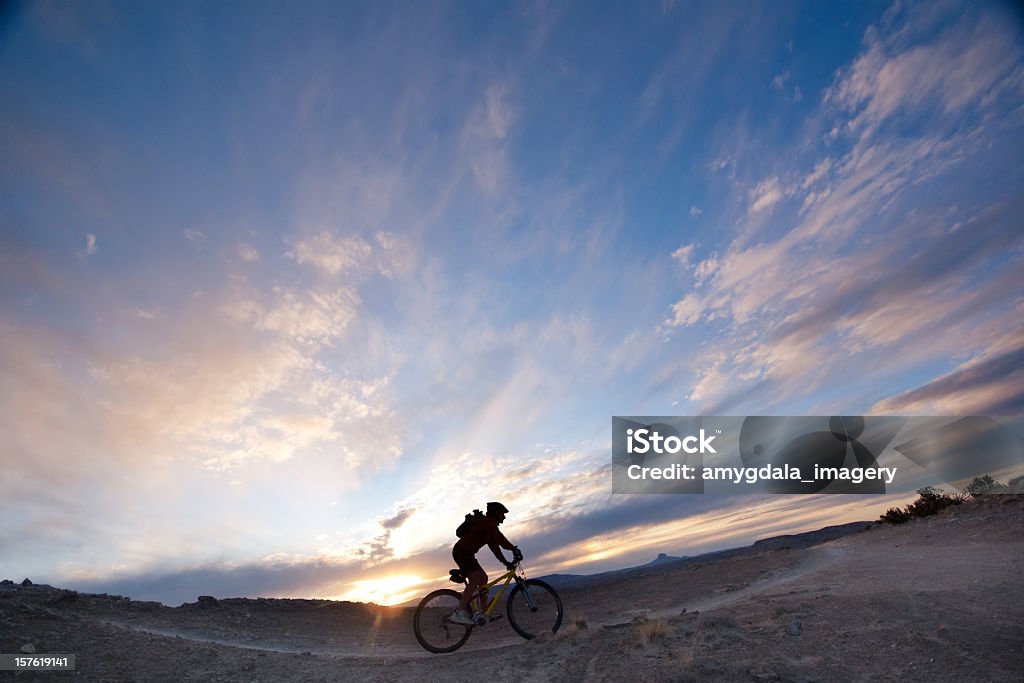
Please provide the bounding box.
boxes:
[2,496,1022,681]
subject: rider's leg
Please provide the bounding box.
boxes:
[458,569,487,612]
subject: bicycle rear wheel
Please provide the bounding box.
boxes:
[413,589,472,653]
[506,579,563,639]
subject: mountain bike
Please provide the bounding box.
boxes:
[413,551,563,653]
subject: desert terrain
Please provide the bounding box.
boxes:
[3,496,1022,682]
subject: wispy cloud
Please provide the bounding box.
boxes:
[665,4,1024,413]
[747,176,787,214]
[237,243,260,262]
[75,232,97,259]
[287,232,372,276]
[825,10,1022,141]
[873,337,1024,414]
[462,81,516,196]
[672,244,695,268]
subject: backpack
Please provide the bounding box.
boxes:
[456,509,486,538]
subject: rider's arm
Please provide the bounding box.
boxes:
[486,527,516,564]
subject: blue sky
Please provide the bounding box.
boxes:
[1,0,1022,605]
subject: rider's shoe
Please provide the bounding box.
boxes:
[448,609,474,626]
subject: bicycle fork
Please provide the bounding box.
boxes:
[516,578,539,611]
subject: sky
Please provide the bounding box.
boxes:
[1,0,1022,607]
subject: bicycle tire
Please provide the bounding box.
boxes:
[506,578,563,639]
[413,588,472,653]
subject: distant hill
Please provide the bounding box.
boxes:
[645,552,685,566]
[750,521,872,551]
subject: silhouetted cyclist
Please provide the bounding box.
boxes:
[449,501,518,625]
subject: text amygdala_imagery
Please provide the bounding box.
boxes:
[611,416,1024,495]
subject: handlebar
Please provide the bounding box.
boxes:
[505,546,524,569]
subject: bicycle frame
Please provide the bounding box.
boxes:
[468,563,531,618]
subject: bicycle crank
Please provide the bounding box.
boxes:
[472,612,504,627]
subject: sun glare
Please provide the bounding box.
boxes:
[337,574,432,606]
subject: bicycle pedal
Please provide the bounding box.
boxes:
[488,614,503,622]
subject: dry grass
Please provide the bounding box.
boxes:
[635,616,669,645]
[551,611,590,640]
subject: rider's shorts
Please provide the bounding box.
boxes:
[452,545,483,575]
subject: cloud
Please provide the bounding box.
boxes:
[462,81,516,196]
[666,4,1024,412]
[66,556,360,605]
[287,232,372,276]
[671,244,695,267]
[801,159,832,190]
[75,233,97,259]
[771,70,790,90]
[238,243,260,262]
[380,509,415,531]
[222,284,361,349]
[0,224,412,589]
[825,10,1022,141]
[4,227,400,483]
[482,82,514,141]
[689,205,702,217]
[748,176,787,214]
[183,227,206,242]
[687,354,729,402]
[693,254,719,283]
[669,293,703,326]
[872,341,1024,415]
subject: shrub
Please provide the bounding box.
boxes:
[907,486,962,516]
[966,475,1008,496]
[880,506,911,524]
[878,486,965,523]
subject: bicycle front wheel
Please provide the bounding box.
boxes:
[506,578,563,639]
[413,589,472,653]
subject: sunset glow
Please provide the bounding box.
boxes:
[337,575,434,607]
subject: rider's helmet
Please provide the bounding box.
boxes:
[486,501,509,516]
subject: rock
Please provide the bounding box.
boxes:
[49,590,79,605]
[197,595,219,607]
[786,619,802,636]
[21,578,33,586]
[21,643,36,654]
